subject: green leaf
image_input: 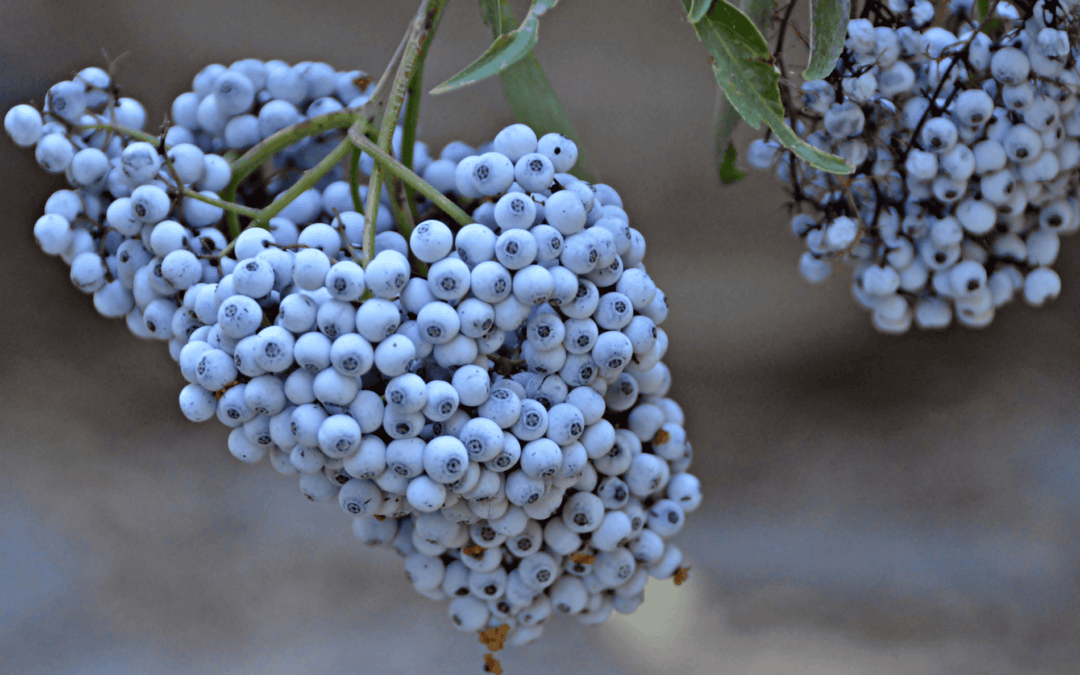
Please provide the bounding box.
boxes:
[688,0,713,22]
[498,55,597,182]
[804,0,850,80]
[432,0,559,95]
[739,0,774,31]
[684,0,852,175]
[714,90,745,184]
[481,0,597,182]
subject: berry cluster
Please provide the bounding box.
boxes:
[6,58,698,648]
[749,0,1079,332]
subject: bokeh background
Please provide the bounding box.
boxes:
[2,1,1079,673]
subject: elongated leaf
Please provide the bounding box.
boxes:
[804,0,850,80]
[727,0,776,184]
[684,0,851,175]
[714,2,762,184]
[724,0,776,183]
[499,56,597,182]
[689,0,713,22]
[432,0,558,95]
[714,89,745,184]
[482,0,596,182]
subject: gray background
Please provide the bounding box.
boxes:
[1,1,1078,673]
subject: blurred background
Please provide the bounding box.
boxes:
[2,1,1079,673]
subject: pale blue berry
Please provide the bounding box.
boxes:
[991,47,1029,85]
[4,104,44,146]
[537,133,577,173]
[35,133,75,173]
[468,151,515,198]
[410,219,454,263]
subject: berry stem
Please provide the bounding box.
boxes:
[222,110,377,237]
[330,207,362,262]
[221,23,418,239]
[401,66,424,222]
[349,146,364,213]
[227,110,368,187]
[157,132,190,215]
[213,1,442,273]
[896,0,1002,167]
[772,0,805,200]
[182,188,261,219]
[348,125,472,227]
[362,0,448,268]
[222,183,242,240]
[385,176,415,238]
[383,175,430,276]
[212,238,238,261]
[835,179,868,251]
[76,121,159,146]
[401,0,446,222]
[253,135,355,227]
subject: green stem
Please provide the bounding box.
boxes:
[330,208,362,262]
[214,238,238,261]
[224,111,376,237]
[219,16,417,243]
[364,170,385,266]
[384,176,429,276]
[400,0,446,221]
[401,67,424,222]
[158,138,185,190]
[227,110,364,189]
[357,13,417,132]
[349,146,365,213]
[76,121,160,146]
[385,177,415,238]
[363,0,448,267]
[348,125,472,227]
[183,188,261,219]
[223,12,418,240]
[254,135,354,226]
[222,183,241,240]
[399,0,444,221]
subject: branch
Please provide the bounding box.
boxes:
[363,0,449,267]
[183,188,261,219]
[254,136,354,226]
[348,125,472,227]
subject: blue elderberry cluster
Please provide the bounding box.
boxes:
[6,59,699,647]
[748,0,1079,332]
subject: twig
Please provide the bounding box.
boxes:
[400,1,447,221]
[348,126,472,227]
[362,0,448,267]
[182,188,261,219]
[254,136,354,226]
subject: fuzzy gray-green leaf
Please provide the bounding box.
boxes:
[739,0,774,30]
[804,0,850,80]
[432,0,558,95]
[685,0,852,175]
[481,0,596,181]
[689,0,713,22]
